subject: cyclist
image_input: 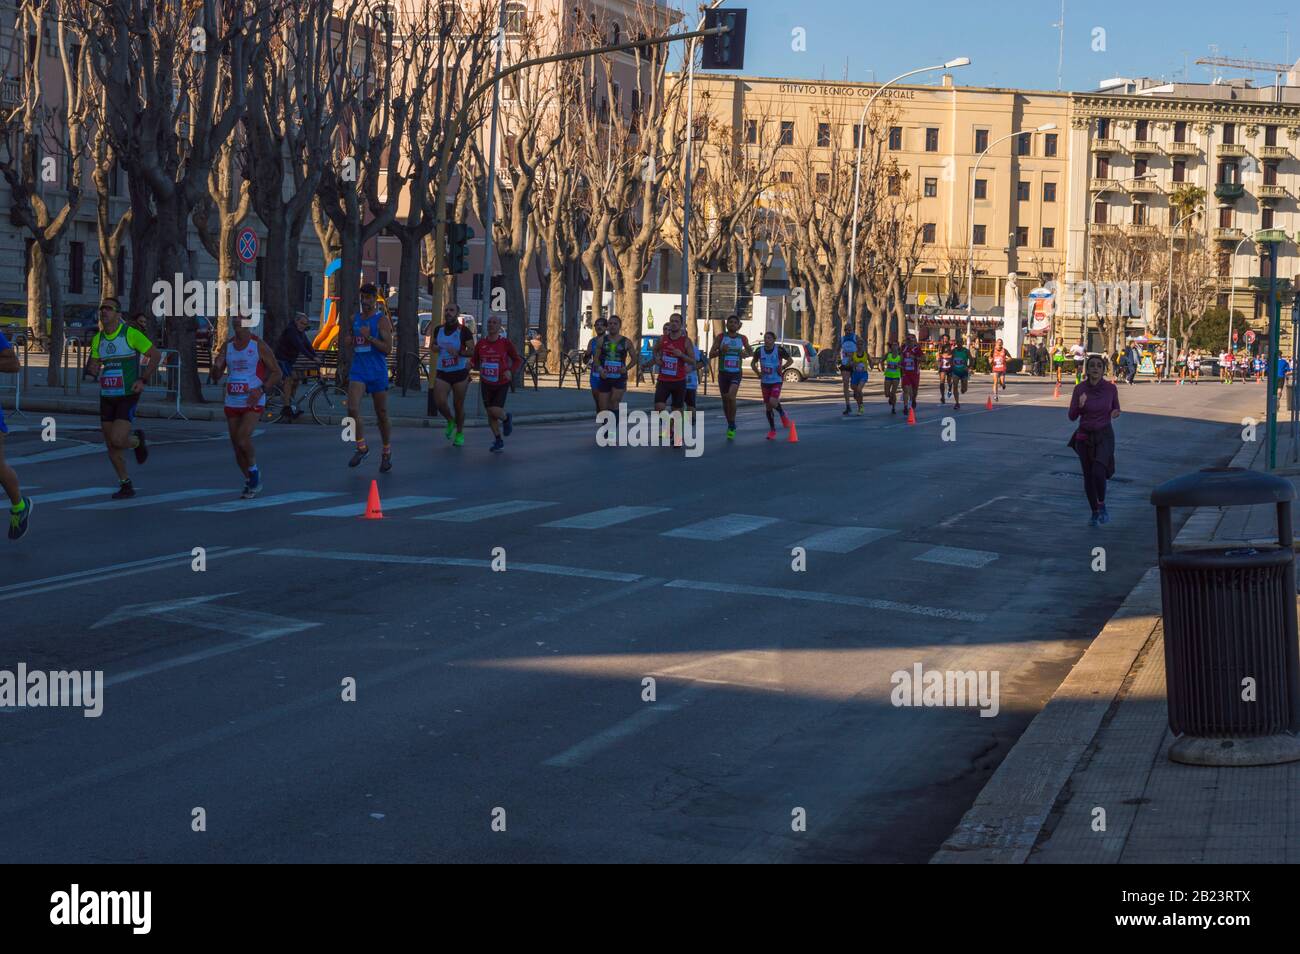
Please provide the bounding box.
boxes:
[273,311,316,419]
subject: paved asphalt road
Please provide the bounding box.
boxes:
[0,375,1263,862]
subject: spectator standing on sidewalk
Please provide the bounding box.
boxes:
[1068,354,1121,527]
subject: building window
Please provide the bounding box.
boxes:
[887,175,900,196]
[816,122,831,148]
[1135,119,1149,140]
[504,2,526,35]
[778,121,794,146]
[1222,122,1235,145]
[1172,159,1186,183]
[1044,133,1058,157]
[1134,157,1148,178]
[922,223,936,243]
[852,124,865,148]
[69,241,84,294]
[974,128,989,153]
[1265,125,1279,147]
[1016,180,1029,201]
[973,224,986,245]
[1016,133,1031,156]
[924,127,939,152]
[1218,161,1238,185]
[1262,206,1275,229]
[1264,161,1278,186]
[1095,155,1109,178]
[1042,227,1055,248]
[815,172,830,194]
[888,126,902,150]
[1218,206,1233,228]
[974,178,987,200]
[1132,203,1147,225]
[1043,181,1056,202]
[1096,118,1110,138]
[744,119,757,144]
[1093,201,1108,224]
[1015,226,1029,247]
[1173,121,1187,143]
[779,170,793,184]
[924,177,937,198]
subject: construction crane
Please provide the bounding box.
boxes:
[1195,55,1295,90]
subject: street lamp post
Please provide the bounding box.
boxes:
[1166,209,1201,378]
[964,123,1056,345]
[1229,231,1257,362]
[846,57,969,342]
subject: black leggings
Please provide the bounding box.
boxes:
[1073,425,1115,512]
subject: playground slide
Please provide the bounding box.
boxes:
[313,298,340,351]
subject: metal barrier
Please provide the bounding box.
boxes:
[0,343,19,419]
[62,338,87,394]
[143,348,187,420]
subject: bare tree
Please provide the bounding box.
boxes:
[192,134,251,356]
[0,0,91,384]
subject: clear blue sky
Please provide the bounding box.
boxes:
[681,0,1299,92]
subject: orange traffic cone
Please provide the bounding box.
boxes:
[907,406,916,425]
[364,479,384,520]
[986,394,993,410]
[787,420,799,443]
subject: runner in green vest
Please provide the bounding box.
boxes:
[949,336,973,410]
[87,298,159,499]
[883,340,902,414]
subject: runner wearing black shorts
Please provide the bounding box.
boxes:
[87,298,158,499]
[652,313,696,445]
[709,315,750,440]
[471,315,523,453]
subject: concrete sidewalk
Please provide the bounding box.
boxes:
[934,404,1300,863]
[1,370,857,427]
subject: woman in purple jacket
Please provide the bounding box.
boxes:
[1068,354,1122,526]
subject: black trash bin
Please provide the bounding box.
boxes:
[1151,467,1300,766]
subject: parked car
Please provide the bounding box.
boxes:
[776,338,819,381]
[50,304,100,344]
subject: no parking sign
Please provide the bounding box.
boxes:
[237,228,258,264]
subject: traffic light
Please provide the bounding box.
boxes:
[700,9,746,71]
[446,223,474,274]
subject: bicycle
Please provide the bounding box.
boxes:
[262,364,349,426]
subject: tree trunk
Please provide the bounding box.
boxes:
[42,245,66,388]
[395,234,422,392]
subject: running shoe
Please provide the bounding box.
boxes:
[133,429,148,465]
[766,429,776,440]
[453,432,465,447]
[502,413,513,437]
[857,406,864,415]
[444,419,456,440]
[7,497,31,541]
[240,478,262,500]
[1098,506,1110,525]
[112,480,135,499]
[489,437,505,453]
[1089,511,1101,527]
[726,428,736,440]
[348,447,369,467]
[379,451,392,473]
[842,407,851,416]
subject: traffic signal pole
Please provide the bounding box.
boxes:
[478,0,508,342]
[1267,241,1280,470]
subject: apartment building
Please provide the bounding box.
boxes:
[1064,70,1300,347]
[680,73,1071,324]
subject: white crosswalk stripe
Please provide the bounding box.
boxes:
[415,500,557,523]
[30,487,116,504]
[663,514,779,541]
[914,545,999,568]
[71,488,229,510]
[184,491,343,513]
[542,506,670,530]
[795,526,896,553]
[295,496,453,517]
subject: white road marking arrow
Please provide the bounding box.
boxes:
[91,592,318,639]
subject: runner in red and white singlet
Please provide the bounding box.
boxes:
[900,333,922,414]
[991,338,1009,401]
[211,320,281,499]
[652,313,696,446]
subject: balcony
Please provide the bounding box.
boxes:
[1214,182,1245,201]
[1166,141,1199,156]
[1128,178,1161,194]
[1130,140,1161,154]
[1126,223,1163,238]
[1091,138,1123,153]
[1214,227,1245,242]
[1216,143,1247,158]
[1090,177,1122,192]
[1166,179,1194,194]
[1259,145,1291,160]
[1258,184,1290,200]
[1091,222,1122,236]
[1253,229,1289,245]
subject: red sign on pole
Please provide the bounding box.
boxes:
[1233,331,1239,343]
[1246,330,1257,345]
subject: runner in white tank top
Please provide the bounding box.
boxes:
[211,322,282,499]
